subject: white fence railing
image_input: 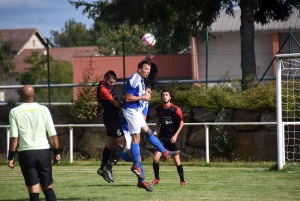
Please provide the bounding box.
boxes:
[1,122,278,164]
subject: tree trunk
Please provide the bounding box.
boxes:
[239,0,257,90]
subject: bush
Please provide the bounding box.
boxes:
[70,62,100,122]
[151,81,276,110]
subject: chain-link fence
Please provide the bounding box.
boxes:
[1,29,300,103]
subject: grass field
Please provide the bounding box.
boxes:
[1,161,300,201]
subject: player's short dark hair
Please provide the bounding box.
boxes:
[138,59,151,69]
[104,70,117,80]
[145,85,152,91]
[161,89,173,102]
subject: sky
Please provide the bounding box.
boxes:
[0,0,95,39]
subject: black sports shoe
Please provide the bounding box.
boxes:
[102,166,114,182]
[97,168,110,183]
[137,182,154,192]
[131,165,145,180]
[163,150,180,160]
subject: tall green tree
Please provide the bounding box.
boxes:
[16,51,73,102]
[91,21,161,55]
[50,18,94,47]
[69,0,300,90]
[0,35,15,84]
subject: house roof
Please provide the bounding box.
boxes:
[209,9,300,33]
[0,28,47,52]
[12,46,99,73]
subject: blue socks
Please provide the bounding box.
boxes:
[131,143,140,167]
[147,134,167,154]
[119,151,145,182]
[120,152,132,162]
[138,161,145,182]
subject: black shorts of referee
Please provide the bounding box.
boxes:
[18,149,54,187]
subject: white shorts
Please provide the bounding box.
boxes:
[123,107,146,134]
[123,130,131,152]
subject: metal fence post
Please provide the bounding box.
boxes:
[47,38,51,106]
[69,126,73,163]
[6,127,9,157]
[205,125,209,163]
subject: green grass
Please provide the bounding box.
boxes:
[1,162,300,201]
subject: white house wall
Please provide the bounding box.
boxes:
[197,32,242,82]
[19,34,46,55]
[196,31,298,82]
[254,32,274,79]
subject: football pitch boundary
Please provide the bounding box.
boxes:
[1,164,300,201]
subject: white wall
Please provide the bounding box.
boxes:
[196,31,295,82]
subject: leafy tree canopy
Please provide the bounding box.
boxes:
[16,51,73,102]
[0,35,15,84]
[69,0,300,90]
[70,0,299,35]
[91,21,160,55]
[50,18,94,47]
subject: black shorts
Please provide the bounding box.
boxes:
[104,118,125,139]
[18,149,53,187]
[159,139,179,151]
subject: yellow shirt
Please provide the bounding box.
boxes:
[9,102,57,151]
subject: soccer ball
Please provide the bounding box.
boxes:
[142,33,156,47]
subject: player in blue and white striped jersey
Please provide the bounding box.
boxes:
[120,87,153,191]
[122,60,179,191]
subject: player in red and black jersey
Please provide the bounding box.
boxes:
[96,70,126,183]
[152,89,186,186]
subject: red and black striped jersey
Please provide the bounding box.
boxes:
[96,81,121,123]
[156,103,183,141]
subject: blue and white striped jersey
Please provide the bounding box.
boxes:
[142,101,148,117]
[123,72,145,109]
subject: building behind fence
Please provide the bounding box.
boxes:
[0,9,300,103]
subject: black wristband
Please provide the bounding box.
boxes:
[8,150,15,160]
[53,148,60,155]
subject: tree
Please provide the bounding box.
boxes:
[91,20,190,55]
[69,0,300,90]
[70,62,100,122]
[50,18,94,47]
[16,51,73,102]
[0,35,15,84]
[91,21,161,55]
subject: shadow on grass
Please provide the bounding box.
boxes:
[3,198,105,201]
[85,183,133,187]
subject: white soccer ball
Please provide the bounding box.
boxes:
[142,33,156,47]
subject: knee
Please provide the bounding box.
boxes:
[41,184,52,192]
[117,136,127,147]
[153,153,160,163]
[144,128,153,137]
[174,155,181,165]
[131,134,140,143]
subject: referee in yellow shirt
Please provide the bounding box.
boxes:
[7,85,60,201]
